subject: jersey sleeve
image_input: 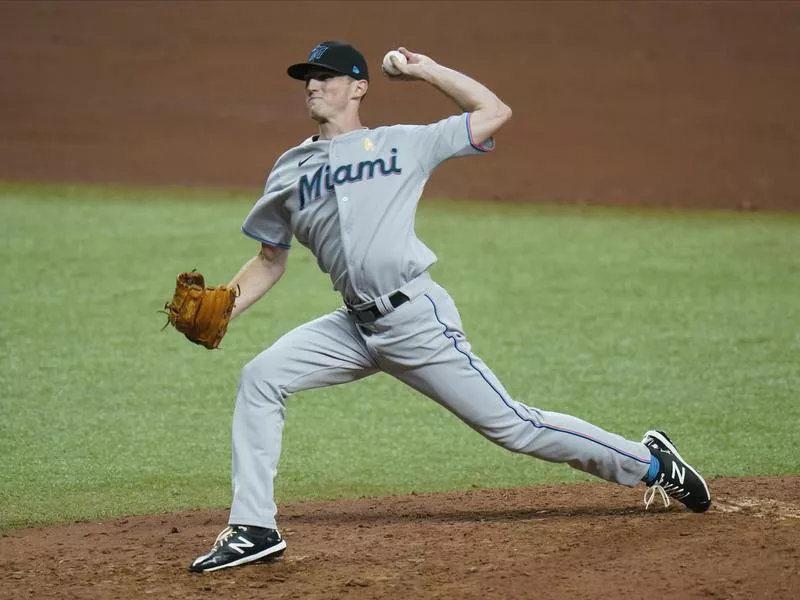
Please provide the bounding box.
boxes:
[241,167,293,249]
[406,112,495,173]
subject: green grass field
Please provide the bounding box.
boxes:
[1,181,798,530]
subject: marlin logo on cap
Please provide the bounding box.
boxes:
[352,66,360,74]
[308,44,328,61]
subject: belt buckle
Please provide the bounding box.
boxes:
[348,302,377,324]
[359,308,378,324]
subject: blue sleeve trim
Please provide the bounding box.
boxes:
[241,226,291,249]
[466,112,494,153]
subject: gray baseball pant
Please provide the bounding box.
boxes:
[228,280,651,529]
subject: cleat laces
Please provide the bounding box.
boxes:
[644,472,692,509]
[644,484,670,510]
[214,526,242,547]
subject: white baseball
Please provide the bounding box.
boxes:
[382,50,407,76]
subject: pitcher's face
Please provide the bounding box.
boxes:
[304,69,366,122]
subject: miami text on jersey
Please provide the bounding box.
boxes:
[299,149,402,208]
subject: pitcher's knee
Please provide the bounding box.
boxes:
[239,357,285,405]
[240,357,263,385]
[482,423,540,454]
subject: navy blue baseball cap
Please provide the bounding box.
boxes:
[287,41,369,82]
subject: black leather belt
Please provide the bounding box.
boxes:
[347,292,410,324]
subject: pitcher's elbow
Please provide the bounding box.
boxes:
[499,103,513,123]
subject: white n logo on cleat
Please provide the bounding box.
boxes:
[228,536,254,555]
[671,462,686,485]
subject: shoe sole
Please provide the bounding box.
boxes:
[644,430,711,512]
[195,540,287,573]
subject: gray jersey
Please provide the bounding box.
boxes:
[242,112,493,304]
[224,114,673,540]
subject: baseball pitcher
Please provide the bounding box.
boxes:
[164,41,711,573]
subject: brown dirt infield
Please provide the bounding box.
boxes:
[2,477,799,600]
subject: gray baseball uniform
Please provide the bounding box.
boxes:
[230,112,651,529]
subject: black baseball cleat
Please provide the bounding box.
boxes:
[642,430,711,513]
[189,525,286,573]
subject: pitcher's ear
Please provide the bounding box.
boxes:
[354,79,368,99]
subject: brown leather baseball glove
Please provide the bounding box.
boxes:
[163,271,237,349]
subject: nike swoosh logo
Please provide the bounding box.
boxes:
[299,155,313,167]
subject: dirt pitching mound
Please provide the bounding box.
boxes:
[2,477,798,600]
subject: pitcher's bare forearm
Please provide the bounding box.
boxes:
[422,64,511,145]
[228,244,288,320]
[420,63,504,113]
[393,48,512,146]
